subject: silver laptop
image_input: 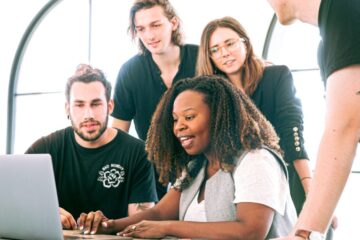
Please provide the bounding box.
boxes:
[0,154,63,240]
[0,154,135,240]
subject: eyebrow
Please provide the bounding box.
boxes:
[91,98,103,103]
[173,107,196,113]
[210,38,237,48]
[73,98,103,103]
[135,20,162,28]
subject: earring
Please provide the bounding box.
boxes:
[67,115,70,120]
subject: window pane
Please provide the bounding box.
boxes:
[14,0,90,152]
[17,0,89,94]
[291,70,325,170]
[267,21,320,69]
[14,93,68,153]
[90,0,138,86]
[0,0,48,153]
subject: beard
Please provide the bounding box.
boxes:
[71,115,108,142]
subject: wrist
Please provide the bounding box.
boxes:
[295,229,326,240]
[295,229,310,239]
[162,221,173,236]
[300,176,312,182]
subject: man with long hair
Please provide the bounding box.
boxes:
[111,0,198,199]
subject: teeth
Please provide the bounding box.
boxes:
[179,136,190,141]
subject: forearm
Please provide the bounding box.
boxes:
[296,66,360,233]
[296,128,357,233]
[113,207,163,232]
[128,202,155,216]
[165,221,266,240]
[293,159,312,194]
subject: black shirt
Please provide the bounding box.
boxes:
[251,65,308,214]
[112,44,199,141]
[26,127,158,219]
[318,0,360,83]
[251,65,308,163]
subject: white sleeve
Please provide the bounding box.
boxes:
[233,149,288,215]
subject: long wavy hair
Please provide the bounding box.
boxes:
[129,0,183,54]
[146,75,281,185]
[196,16,265,95]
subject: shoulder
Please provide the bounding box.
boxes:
[118,53,149,76]
[183,44,199,51]
[26,127,70,153]
[42,127,71,142]
[122,53,147,67]
[182,44,199,57]
[234,148,288,191]
[233,148,289,215]
[236,149,284,175]
[263,65,291,77]
[114,129,146,150]
[241,148,276,162]
[260,65,293,87]
[116,54,150,87]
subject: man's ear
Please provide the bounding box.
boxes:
[65,102,70,119]
[108,99,114,115]
[170,16,179,31]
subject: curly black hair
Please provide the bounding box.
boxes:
[146,75,281,185]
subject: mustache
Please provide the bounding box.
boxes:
[79,119,100,127]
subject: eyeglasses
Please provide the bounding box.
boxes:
[209,38,245,59]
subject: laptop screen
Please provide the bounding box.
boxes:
[0,154,63,240]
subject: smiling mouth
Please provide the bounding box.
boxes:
[223,59,235,66]
[148,40,160,46]
[178,136,194,149]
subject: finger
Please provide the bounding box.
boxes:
[332,217,339,230]
[67,214,77,230]
[90,211,104,234]
[61,215,71,229]
[77,213,87,230]
[60,209,77,229]
[83,212,95,234]
[102,219,113,229]
[117,225,134,236]
[118,229,136,238]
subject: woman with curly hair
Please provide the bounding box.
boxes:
[80,75,296,239]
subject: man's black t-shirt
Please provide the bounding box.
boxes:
[318,0,360,83]
[26,127,158,219]
[112,44,198,141]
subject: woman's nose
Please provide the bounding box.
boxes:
[174,120,187,133]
